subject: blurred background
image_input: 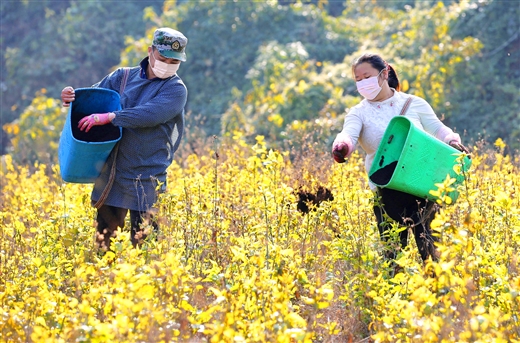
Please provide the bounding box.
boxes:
[1,0,519,164]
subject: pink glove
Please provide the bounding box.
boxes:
[332,142,349,163]
[78,112,114,132]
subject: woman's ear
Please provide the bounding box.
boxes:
[383,68,389,80]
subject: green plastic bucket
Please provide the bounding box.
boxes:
[368,116,471,203]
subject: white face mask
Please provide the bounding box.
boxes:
[151,53,180,79]
[356,69,385,100]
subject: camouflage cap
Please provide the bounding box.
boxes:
[152,28,188,62]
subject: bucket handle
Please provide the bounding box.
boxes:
[93,142,119,209]
[399,97,412,116]
[93,67,130,209]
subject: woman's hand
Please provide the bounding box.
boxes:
[61,86,75,107]
[449,140,470,155]
[332,142,349,163]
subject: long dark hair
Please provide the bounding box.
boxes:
[352,53,400,91]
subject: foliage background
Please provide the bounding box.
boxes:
[1,0,519,158]
[1,135,519,342]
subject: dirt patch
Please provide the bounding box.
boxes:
[369,161,397,185]
[297,186,334,214]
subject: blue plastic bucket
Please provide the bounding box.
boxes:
[368,116,471,203]
[58,88,122,183]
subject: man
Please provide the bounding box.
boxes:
[61,27,188,250]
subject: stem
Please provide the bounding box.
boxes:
[212,136,220,262]
[263,193,270,269]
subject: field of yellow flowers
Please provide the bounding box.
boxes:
[1,135,519,343]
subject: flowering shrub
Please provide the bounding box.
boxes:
[0,136,518,342]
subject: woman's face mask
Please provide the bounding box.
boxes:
[151,52,180,79]
[356,68,385,100]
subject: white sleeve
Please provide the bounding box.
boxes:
[333,107,364,157]
[414,96,461,144]
[342,108,363,144]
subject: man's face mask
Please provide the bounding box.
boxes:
[356,68,385,100]
[151,52,180,79]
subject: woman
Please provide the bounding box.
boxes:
[332,53,468,264]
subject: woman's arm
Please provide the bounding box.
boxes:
[414,96,469,153]
[332,109,363,162]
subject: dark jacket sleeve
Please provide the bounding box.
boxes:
[111,80,187,129]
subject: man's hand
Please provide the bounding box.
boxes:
[332,142,349,163]
[78,113,114,132]
[61,86,75,107]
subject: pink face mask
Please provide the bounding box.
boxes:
[356,69,385,100]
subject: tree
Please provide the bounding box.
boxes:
[1,0,162,153]
[3,0,519,162]
[146,1,355,133]
[447,0,520,151]
[2,90,63,165]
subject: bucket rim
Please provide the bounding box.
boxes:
[369,116,413,185]
[73,87,121,96]
[67,86,122,144]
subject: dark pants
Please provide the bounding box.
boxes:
[373,187,439,262]
[95,204,159,250]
